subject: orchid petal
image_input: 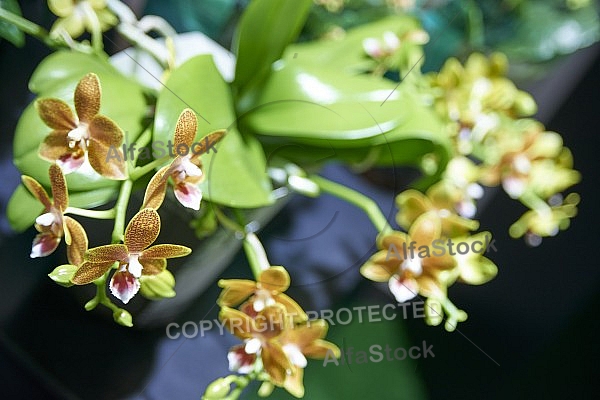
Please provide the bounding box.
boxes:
[36,98,77,130]
[64,216,88,266]
[49,164,69,211]
[30,232,60,258]
[21,176,52,210]
[142,165,170,209]
[388,276,418,303]
[71,261,114,284]
[173,109,197,147]
[75,73,101,123]
[85,244,128,263]
[109,270,140,304]
[141,244,191,259]
[124,209,161,252]
[174,181,202,210]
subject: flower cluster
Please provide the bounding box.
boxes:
[363,28,429,77]
[423,53,580,245]
[361,209,497,331]
[213,266,340,398]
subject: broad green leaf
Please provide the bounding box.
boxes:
[240,61,411,143]
[0,0,25,47]
[7,183,118,233]
[287,15,423,74]
[154,55,273,208]
[13,51,146,195]
[233,0,312,112]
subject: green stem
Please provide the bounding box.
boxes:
[519,190,551,213]
[111,180,133,243]
[64,206,115,219]
[129,156,171,181]
[309,174,390,233]
[213,206,245,234]
[80,1,103,53]
[243,233,270,279]
[466,0,485,49]
[0,8,53,47]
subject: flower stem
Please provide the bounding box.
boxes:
[65,206,115,219]
[309,174,390,233]
[111,179,133,243]
[80,1,103,53]
[129,155,171,181]
[0,8,53,47]
[243,233,270,279]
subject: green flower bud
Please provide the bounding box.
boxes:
[203,378,231,399]
[113,308,133,327]
[49,264,77,287]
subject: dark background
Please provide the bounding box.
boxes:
[1,1,599,399]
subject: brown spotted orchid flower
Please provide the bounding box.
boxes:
[278,320,340,398]
[142,109,225,210]
[37,73,127,179]
[396,180,479,238]
[361,212,456,303]
[22,164,86,259]
[218,266,306,320]
[71,208,191,303]
[221,304,291,384]
[221,304,339,397]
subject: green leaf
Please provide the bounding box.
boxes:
[0,0,25,47]
[7,184,44,233]
[233,0,312,112]
[155,55,273,208]
[12,51,147,204]
[48,264,78,287]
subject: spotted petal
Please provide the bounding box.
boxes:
[38,130,70,161]
[21,176,51,210]
[174,109,198,147]
[142,165,170,209]
[85,244,128,263]
[49,164,69,211]
[124,209,161,253]
[110,269,140,304]
[71,261,115,284]
[75,73,101,123]
[190,129,226,159]
[139,258,167,276]
[141,244,191,259]
[36,98,77,130]
[64,216,88,266]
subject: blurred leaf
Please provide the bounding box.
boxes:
[155,55,273,208]
[233,0,312,112]
[0,0,25,47]
[13,51,147,196]
[499,2,600,63]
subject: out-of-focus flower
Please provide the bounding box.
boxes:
[361,212,455,303]
[396,181,479,237]
[37,73,126,179]
[509,193,580,244]
[218,266,306,320]
[314,0,345,13]
[48,0,117,39]
[142,109,225,210]
[220,302,339,398]
[363,28,429,76]
[279,320,340,397]
[71,208,191,303]
[427,53,537,153]
[480,122,577,199]
[22,164,87,259]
